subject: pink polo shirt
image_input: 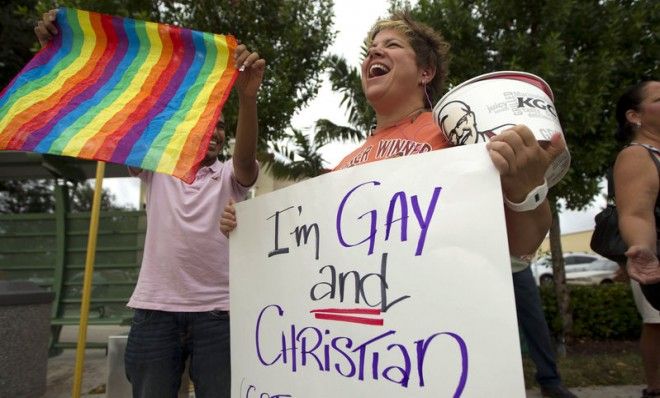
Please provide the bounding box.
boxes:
[127,159,253,312]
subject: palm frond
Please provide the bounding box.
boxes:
[314,119,364,145]
[325,54,375,131]
[266,128,328,180]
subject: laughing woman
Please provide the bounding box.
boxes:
[333,12,566,257]
[220,14,574,398]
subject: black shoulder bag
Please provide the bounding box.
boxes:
[589,169,627,264]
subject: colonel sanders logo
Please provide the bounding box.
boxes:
[436,100,513,146]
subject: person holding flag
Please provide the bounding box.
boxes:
[37,9,265,398]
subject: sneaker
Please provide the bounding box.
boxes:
[540,384,578,398]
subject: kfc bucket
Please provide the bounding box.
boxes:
[433,71,570,187]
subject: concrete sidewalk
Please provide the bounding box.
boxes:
[46,325,128,398]
[45,326,646,398]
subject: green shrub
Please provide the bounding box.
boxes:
[539,283,642,340]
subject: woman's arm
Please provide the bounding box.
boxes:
[615,145,660,283]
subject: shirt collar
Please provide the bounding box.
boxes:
[198,158,220,176]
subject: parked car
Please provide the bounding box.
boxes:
[565,269,618,285]
[530,252,619,286]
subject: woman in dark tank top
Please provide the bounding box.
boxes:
[613,79,660,398]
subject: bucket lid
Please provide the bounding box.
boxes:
[443,71,554,102]
[433,71,569,187]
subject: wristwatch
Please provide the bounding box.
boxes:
[504,179,548,212]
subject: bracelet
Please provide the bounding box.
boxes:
[503,179,548,212]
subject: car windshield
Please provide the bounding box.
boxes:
[535,257,551,267]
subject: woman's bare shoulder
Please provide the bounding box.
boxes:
[616,144,655,165]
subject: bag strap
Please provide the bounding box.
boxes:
[630,142,660,173]
[606,167,615,202]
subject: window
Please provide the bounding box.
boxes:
[568,255,596,265]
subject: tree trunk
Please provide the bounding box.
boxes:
[549,208,572,356]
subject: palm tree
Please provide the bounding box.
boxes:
[268,54,374,179]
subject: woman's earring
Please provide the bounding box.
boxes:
[635,122,642,128]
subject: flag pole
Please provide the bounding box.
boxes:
[72,160,106,398]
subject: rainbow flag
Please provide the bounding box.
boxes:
[0,8,238,183]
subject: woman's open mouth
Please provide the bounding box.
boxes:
[368,63,390,78]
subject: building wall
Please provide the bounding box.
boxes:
[250,167,298,198]
[538,229,594,254]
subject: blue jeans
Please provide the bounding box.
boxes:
[125,309,231,398]
[513,266,562,387]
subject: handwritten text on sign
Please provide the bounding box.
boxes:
[230,145,525,397]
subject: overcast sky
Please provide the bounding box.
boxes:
[103,0,603,234]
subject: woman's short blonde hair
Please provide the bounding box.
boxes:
[366,11,451,106]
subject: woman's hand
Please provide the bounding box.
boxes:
[219,199,237,238]
[626,245,660,284]
[34,9,58,47]
[487,126,565,255]
[486,126,566,202]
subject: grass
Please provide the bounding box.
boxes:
[521,339,644,388]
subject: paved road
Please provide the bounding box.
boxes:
[45,326,646,398]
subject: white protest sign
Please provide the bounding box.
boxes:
[230,144,525,398]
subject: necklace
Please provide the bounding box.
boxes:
[371,107,427,135]
[401,106,426,120]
